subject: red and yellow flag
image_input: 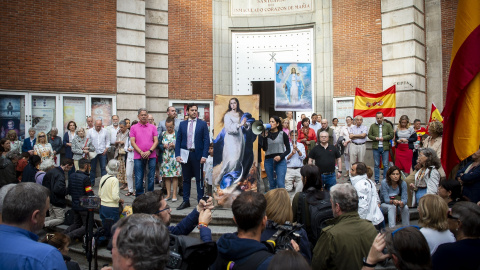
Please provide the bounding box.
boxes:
[429,103,443,123]
[442,0,480,177]
[354,85,396,117]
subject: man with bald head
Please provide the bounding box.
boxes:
[158,106,181,135]
[86,116,94,135]
[309,131,342,190]
[317,118,336,146]
[87,119,110,186]
[349,116,368,163]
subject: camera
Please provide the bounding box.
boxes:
[264,221,303,253]
[79,196,101,209]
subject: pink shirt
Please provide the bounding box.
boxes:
[130,122,158,159]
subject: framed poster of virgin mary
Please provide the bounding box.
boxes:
[274,62,313,111]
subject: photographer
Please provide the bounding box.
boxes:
[261,188,309,262]
[132,190,213,242]
[362,227,431,270]
[213,191,274,270]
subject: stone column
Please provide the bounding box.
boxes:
[381,0,426,122]
[116,0,147,120]
[145,0,169,121]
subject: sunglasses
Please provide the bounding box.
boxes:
[39,135,46,138]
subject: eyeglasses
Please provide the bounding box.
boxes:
[155,205,171,214]
[391,225,420,238]
[38,135,46,138]
[447,213,459,220]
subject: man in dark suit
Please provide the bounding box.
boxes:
[175,104,210,210]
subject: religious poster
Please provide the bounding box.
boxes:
[212,95,260,208]
[91,98,112,126]
[275,62,313,111]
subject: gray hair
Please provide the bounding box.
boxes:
[330,183,358,213]
[2,183,50,224]
[39,159,55,171]
[114,214,169,270]
[451,201,480,237]
[106,159,120,176]
[28,127,36,133]
[319,131,329,137]
[418,148,441,169]
[6,151,21,160]
[0,184,16,214]
[138,108,148,115]
[50,127,58,133]
[76,127,86,136]
[119,120,126,126]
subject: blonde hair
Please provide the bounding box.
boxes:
[36,132,47,144]
[418,194,449,231]
[6,130,18,141]
[265,189,293,225]
[397,115,411,129]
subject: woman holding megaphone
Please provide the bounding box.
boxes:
[262,116,291,190]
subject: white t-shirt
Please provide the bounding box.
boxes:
[203,155,214,185]
[420,227,455,255]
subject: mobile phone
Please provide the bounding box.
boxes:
[202,195,209,202]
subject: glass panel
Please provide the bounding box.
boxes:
[172,103,211,127]
[32,96,56,136]
[63,97,86,133]
[91,98,112,126]
[0,95,26,140]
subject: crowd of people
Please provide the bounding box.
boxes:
[0,107,480,270]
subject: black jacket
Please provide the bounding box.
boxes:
[22,163,38,183]
[68,170,93,211]
[0,156,16,189]
[42,167,68,208]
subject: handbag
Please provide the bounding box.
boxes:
[118,146,126,155]
[89,151,98,160]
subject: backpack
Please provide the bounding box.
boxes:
[298,192,334,246]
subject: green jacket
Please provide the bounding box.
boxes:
[368,122,394,150]
[312,212,377,270]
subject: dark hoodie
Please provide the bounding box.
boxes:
[213,233,273,270]
[0,156,16,189]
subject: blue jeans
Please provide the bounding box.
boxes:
[373,147,389,183]
[415,188,427,205]
[321,173,336,191]
[134,158,156,196]
[264,158,287,190]
[90,154,107,186]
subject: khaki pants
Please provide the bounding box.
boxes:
[44,205,65,228]
[349,143,366,163]
[285,168,303,193]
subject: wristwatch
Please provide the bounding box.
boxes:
[363,257,376,267]
[338,170,343,173]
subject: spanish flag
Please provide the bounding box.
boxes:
[354,85,396,117]
[442,0,480,177]
[429,103,443,123]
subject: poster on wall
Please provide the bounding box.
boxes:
[32,97,56,136]
[64,97,86,132]
[0,97,22,139]
[212,95,260,208]
[91,98,112,127]
[274,62,313,111]
[334,99,354,127]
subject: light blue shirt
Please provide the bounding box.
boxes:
[350,125,368,144]
[0,224,67,270]
[286,141,306,168]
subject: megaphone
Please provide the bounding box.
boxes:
[252,120,271,135]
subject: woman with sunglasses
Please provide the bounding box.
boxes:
[432,201,480,270]
[33,132,54,163]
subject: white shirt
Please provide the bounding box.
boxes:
[378,123,383,147]
[87,128,110,153]
[286,142,306,168]
[187,118,197,149]
[420,227,455,255]
[106,125,120,144]
[124,137,135,161]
